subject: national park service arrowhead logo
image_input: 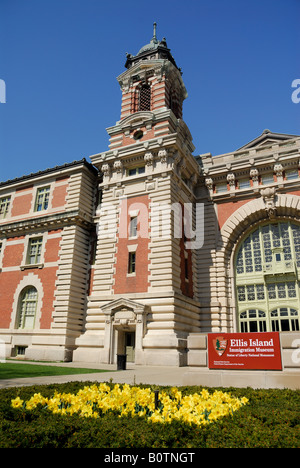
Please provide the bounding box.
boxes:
[213,336,228,356]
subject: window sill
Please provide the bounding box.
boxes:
[20,263,44,271]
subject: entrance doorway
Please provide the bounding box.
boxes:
[125,332,135,362]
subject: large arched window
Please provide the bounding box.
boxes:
[271,307,299,332]
[235,221,300,332]
[17,287,38,329]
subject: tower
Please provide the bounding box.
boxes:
[107,22,191,151]
[74,24,201,366]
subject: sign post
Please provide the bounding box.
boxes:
[208,332,282,370]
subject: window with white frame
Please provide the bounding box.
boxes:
[271,307,299,332]
[235,221,300,333]
[128,252,136,274]
[17,287,38,329]
[128,166,145,177]
[0,196,11,219]
[129,216,138,238]
[26,237,43,265]
[34,187,50,212]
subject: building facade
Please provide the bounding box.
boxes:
[0,26,299,369]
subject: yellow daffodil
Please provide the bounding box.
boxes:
[11,384,248,426]
[11,396,24,409]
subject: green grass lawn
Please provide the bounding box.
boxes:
[0,362,109,380]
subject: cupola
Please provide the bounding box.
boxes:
[125,22,180,72]
[106,23,190,150]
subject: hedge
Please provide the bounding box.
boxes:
[0,382,299,448]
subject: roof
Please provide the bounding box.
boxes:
[124,23,180,71]
[137,22,160,55]
[237,129,300,150]
[0,158,98,189]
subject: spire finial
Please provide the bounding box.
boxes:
[153,22,157,41]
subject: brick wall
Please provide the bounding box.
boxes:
[216,198,253,229]
[11,186,33,217]
[0,230,62,329]
[113,194,150,294]
[51,177,69,208]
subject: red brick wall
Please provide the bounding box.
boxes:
[52,179,68,208]
[0,271,22,328]
[11,187,33,217]
[44,234,61,263]
[113,195,150,294]
[38,267,57,328]
[0,231,61,329]
[0,268,57,329]
[217,198,252,229]
[2,238,25,268]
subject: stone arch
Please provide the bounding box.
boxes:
[215,193,300,332]
[10,273,44,330]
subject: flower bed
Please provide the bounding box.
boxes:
[11,383,248,425]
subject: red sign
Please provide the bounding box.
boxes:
[208,332,282,370]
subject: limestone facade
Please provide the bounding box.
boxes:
[0,26,299,370]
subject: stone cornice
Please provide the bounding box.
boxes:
[200,138,300,175]
[0,210,94,237]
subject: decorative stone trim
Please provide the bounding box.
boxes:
[216,194,300,332]
[0,210,94,236]
[144,152,154,166]
[260,186,277,219]
[227,172,236,190]
[113,160,123,173]
[9,273,44,330]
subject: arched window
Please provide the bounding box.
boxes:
[235,221,300,332]
[17,287,38,329]
[138,84,151,111]
[239,309,267,333]
[271,307,299,332]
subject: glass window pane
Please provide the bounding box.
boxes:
[236,221,300,333]
[286,170,298,180]
[216,183,227,193]
[129,217,138,237]
[35,187,50,212]
[262,174,274,184]
[249,321,258,332]
[238,179,250,189]
[0,197,11,219]
[281,320,290,331]
[18,287,37,329]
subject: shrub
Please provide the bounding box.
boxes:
[0,382,299,448]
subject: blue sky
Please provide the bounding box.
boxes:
[0,0,299,182]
